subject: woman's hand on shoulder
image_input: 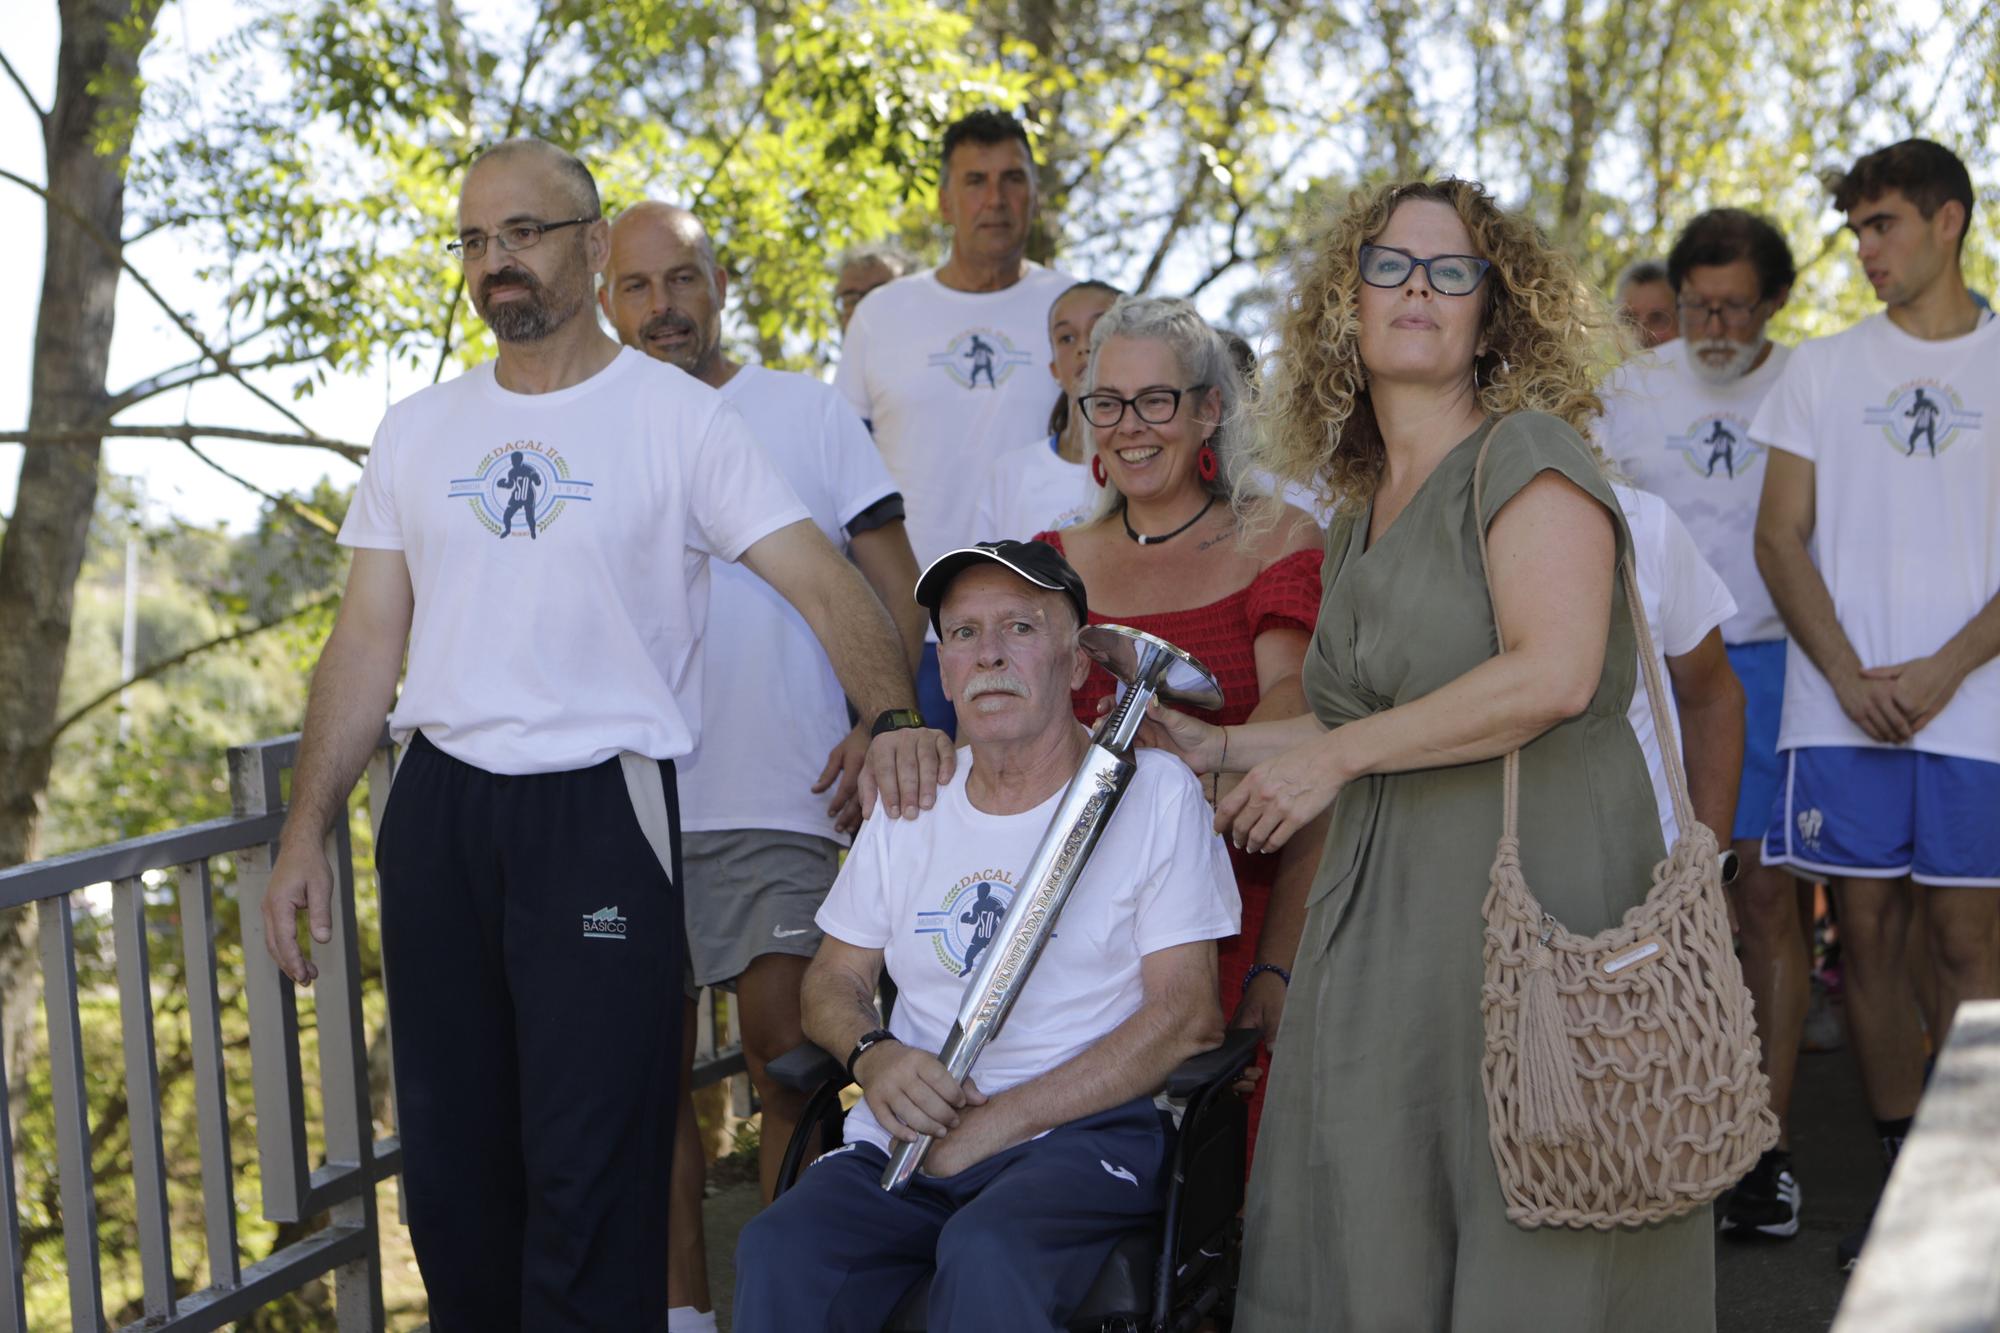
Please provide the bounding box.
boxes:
[1096,694,1226,774]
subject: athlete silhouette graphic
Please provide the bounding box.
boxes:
[958,882,1006,973]
[1702,420,1739,478]
[498,451,542,539]
[964,334,997,389]
[1905,388,1941,457]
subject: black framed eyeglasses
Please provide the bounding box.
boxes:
[1676,297,1767,330]
[447,216,599,262]
[1358,244,1492,296]
[1077,383,1209,429]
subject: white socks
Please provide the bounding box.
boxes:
[668,1307,719,1333]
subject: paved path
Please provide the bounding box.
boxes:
[702,1042,1875,1331]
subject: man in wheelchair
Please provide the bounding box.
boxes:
[734,540,1241,1332]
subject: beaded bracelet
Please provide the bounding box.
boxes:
[1242,962,1291,993]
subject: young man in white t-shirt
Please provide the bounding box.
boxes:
[598,203,928,1333]
[1752,138,2000,1270]
[835,109,1076,733]
[971,280,1120,542]
[734,541,1239,1332]
[1601,207,1812,1239]
[257,141,930,1330]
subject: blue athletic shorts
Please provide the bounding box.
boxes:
[1762,746,2000,887]
[1725,640,1787,844]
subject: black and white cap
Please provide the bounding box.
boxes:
[913,539,1089,634]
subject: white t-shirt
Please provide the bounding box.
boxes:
[817,748,1239,1155]
[1599,338,1791,645]
[970,434,1097,542]
[1615,484,1738,847]
[337,348,809,775]
[834,264,1076,574]
[1749,313,2000,764]
[674,365,898,839]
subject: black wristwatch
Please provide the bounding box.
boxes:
[1719,848,1742,887]
[846,1028,899,1083]
[870,708,927,738]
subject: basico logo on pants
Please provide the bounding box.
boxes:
[582,905,628,940]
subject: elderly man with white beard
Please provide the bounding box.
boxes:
[733,540,1240,1332]
[1599,206,1809,1243]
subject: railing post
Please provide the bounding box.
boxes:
[230,742,310,1223]
[0,987,27,1333]
[36,894,103,1331]
[318,815,385,1331]
[361,744,405,1225]
[178,858,241,1288]
[110,875,175,1319]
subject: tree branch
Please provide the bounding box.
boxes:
[103,346,330,418]
[0,48,47,125]
[0,165,321,438]
[42,589,342,746]
[0,423,366,464]
[180,438,342,537]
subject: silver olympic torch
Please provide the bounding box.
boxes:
[880,623,1223,1192]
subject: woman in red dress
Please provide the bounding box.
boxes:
[1034,296,1324,1161]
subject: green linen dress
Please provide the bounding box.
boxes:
[1235,412,1715,1332]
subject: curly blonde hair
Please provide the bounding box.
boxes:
[1251,178,1623,510]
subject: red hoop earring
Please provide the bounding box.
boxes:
[1197,444,1218,483]
[1091,455,1108,486]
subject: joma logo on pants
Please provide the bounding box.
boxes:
[582,905,628,940]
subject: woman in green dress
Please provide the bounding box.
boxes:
[1134,179,1717,1329]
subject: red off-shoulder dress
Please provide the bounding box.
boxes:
[1035,531,1324,1160]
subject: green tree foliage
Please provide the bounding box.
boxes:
[6,0,1999,1322]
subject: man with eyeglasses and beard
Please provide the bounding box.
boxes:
[259,139,928,1330]
[599,200,927,1333]
[1600,207,1807,1243]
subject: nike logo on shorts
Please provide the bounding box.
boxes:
[772,925,813,939]
[1101,1159,1138,1187]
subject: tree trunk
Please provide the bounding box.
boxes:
[0,0,159,870]
[0,0,161,1145]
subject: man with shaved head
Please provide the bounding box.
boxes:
[600,201,926,1333]
[261,139,933,1329]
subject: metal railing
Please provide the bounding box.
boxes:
[0,731,745,1330]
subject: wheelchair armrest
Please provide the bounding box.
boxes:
[1164,1026,1261,1098]
[764,1042,845,1094]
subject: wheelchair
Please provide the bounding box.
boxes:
[763,1026,1260,1333]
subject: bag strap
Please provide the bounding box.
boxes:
[1469,428,1696,844]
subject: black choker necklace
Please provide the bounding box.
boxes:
[1121,494,1216,545]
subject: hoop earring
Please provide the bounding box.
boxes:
[1197,444,1218,483]
[1091,455,1108,486]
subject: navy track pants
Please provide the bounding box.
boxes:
[734,1097,1168,1332]
[377,731,684,1331]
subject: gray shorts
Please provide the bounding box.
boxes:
[683,828,841,989]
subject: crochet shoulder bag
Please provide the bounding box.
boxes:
[1472,435,1778,1230]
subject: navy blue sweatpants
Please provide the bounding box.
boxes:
[734,1098,1167,1332]
[377,732,684,1331]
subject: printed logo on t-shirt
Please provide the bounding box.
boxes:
[926,329,1034,390]
[447,441,596,539]
[914,870,1017,975]
[1666,412,1764,479]
[1863,381,1984,458]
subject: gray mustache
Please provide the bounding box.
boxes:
[959,671,1029,702]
